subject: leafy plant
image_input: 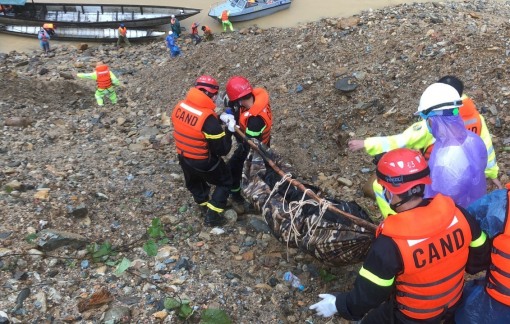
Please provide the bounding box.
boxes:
[5,185,13,193]
[86,242,116,263]
[143,217,167,256]
[201,309,231,324]
[143,239,158,256]
[113,257,131,276]
[164,298,194,320]
[319,269,337,282]
[25,233,37,244]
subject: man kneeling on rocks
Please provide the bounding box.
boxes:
[171,76,233,226]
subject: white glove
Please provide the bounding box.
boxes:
[310,294,338,318]
[226,118,237,133]
[219,112,232,124]
[219,113,237,132]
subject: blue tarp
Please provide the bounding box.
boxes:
[0,0,27,5]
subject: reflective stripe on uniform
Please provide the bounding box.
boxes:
[487,159,497,169]
[246,125,266,137]
[180,102,203,116]
[359,266,395,287]
[207,202,223,212]
[470,231,487,248]
[203,131,225,139]
[464,118,478,126]
[231,186,241,192]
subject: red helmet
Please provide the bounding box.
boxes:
[226,76,253,101]
[376,148,432,194]
[195,75,219,94]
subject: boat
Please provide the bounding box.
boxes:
[208,0,291,23]
[0,1,201,28]
[0,25,165,42]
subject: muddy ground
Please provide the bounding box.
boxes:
[1,1,510,323]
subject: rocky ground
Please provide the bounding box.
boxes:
[2,0,510,323]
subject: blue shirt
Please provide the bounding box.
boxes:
[166,35,175,48]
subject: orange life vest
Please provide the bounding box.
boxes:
[43,23,54,29]
[118,27,127,37]
[378,194,472,320]
[421,96,483,160]
[486,190,510,305]
[204,25,212,34]
[221,10,229,22]
[172,88,217,159]
[95,65,113,90]
[191,23,198,35]
[239,88,272,145]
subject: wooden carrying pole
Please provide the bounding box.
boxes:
[233,127,378,233]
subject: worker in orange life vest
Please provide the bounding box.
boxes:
[310,148,490,324]
[0,5,13,14]
[201,25,213,41]
[117,24,131,47]
[171,76,234,227]
[222,76,272,211]
[218,10,233,32]
[76,62,120,106]
[191,22,201,44]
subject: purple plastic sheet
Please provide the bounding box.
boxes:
[424,114,487,207]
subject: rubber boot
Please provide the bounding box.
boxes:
[204,209,227,227]
[199,205,208,216]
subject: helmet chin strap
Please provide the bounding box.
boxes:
[387,185,425,211]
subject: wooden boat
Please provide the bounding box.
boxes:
[0,25,165,42]
[208,0,290,23]
[0,2,201,28]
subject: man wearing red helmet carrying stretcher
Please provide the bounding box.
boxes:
[310,148,490,324]
[221,76,273,210]
[171,76,233,227]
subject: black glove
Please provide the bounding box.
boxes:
[372,152,386,166]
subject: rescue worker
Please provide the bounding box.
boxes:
[171,76,233,227]
[349,76,499,218]
[223,76,272,209]
[37,28,50,56]
[201,25,213,41]
[43,23,56,36]
[191,22,201,44]
[165,31,181,57]
[76,62,120,106]
[218,10,233,32]
[117,24,131,47]
[310,148,490,324]
[454,184,510,323]
[170,14,181,38]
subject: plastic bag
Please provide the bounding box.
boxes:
[455,280,510,324]
[467,189,508,238]
[424,114,487,207]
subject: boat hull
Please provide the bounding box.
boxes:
[0,3,200,28]
[0,25,165,42]
[208,0,290,23]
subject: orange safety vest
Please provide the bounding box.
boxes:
[378,194,472,320]
[43,23,54,29]
[204,25,212,34]
[172,88,217,159]
[421,96,483,160]
[239,88,272,145]
[221,10,229,22]
[486,190,510,305]
[95,65,113,90]
[191,23,198,35]
[118,27,127,37]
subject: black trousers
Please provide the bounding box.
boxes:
[178,154,233,211]
[227,140,250,193]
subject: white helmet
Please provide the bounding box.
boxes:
[169,31,173,35]
[415,83,463,116]
[171,14,175,18]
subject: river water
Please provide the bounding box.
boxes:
[0,0,450,53]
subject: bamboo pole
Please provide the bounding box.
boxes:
[233,127,378,233]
